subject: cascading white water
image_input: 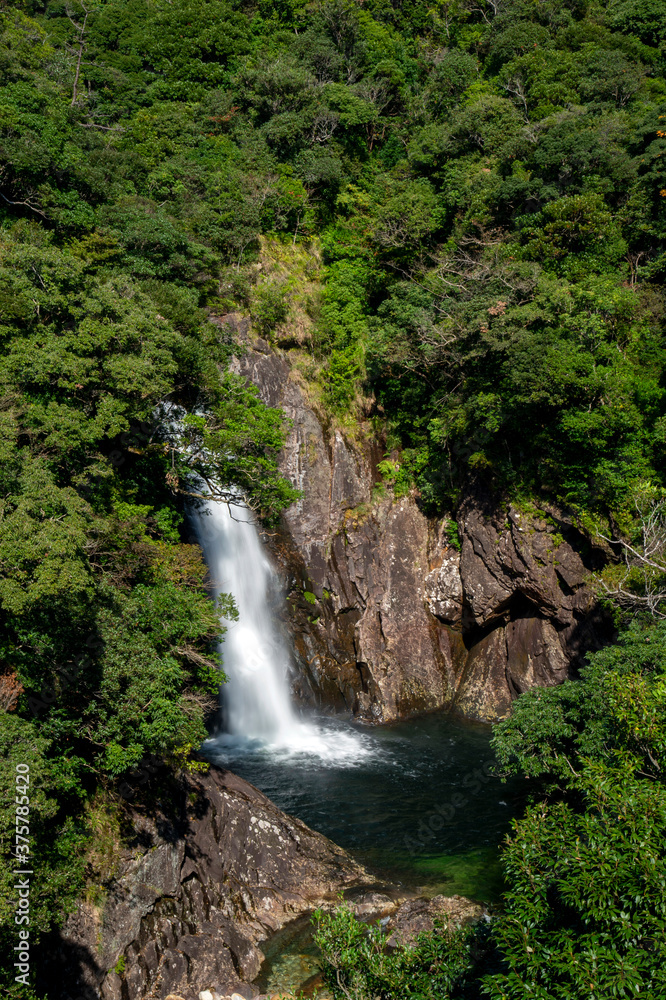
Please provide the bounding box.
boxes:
[192,496,299,741]
[190,495,373,763]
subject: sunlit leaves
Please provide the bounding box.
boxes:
[485,764,666,999]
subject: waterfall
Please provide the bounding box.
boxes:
[190,495,371,762]
[191,497,299,741]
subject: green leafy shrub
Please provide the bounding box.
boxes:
[252,281,290,336]
[312,622,666,1000]
[445,520,462,551]
[313,902,477,1000]
[324,346,363,411]
[484,761,666,1000]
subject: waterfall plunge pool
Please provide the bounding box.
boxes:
[191,493,523,900]
[191,494,523,993]
[202,710,522,902]
[203,712,523,998]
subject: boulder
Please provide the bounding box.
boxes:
[385,894,487,948]
[52,766,373,1000]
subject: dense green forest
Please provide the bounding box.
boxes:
[1,0,665,995]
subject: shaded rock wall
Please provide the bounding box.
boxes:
[230,322,611,723]
[51,768,372,1000]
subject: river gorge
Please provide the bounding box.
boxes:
[54,327,610,1000]
[3,5,662,997]
[193,487,522,907]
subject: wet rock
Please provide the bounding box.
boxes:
[455,627,512,722]
[54,767,373,1000]
[506,617,569,695]
[349,890,406,921]
[452,490,609,718]
[458,501,586,630]
[425,542,463,627]
[345,498,458,722]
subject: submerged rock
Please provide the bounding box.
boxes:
[52,766,373,1000]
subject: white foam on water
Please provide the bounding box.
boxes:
[204,721,379,769]
[190,495,376,767]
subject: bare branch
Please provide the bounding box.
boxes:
[66,2,94,106]
[504,75,530,123]
[77,121,126,132]
[595,492,666,618]
[0,190,46,218]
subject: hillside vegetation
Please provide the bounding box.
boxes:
[2,0,665,514]
[1,0,665,996]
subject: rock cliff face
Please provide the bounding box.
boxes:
[228,320,611,724]
[51,767,372,1000]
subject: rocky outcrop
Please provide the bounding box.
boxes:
[224,317,611,723]
[283,481,607,723]
[453,496,607,718]
[385,894,487,948]
[50,767,373,1000]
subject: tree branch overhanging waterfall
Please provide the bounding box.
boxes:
[154,378,301,522]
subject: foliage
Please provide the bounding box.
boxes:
[313,902,477,1000]
[445,519,462,551]
[315,621,666,1000]
[0,0,663,513]
[252,280,290,336]
[0,714,87,1000]
[594,484,666,617]
[485,621,666,999]
[491,618,666,783]
[0,11,302,979]
[484,760,666,1000]
[0,715,87,935]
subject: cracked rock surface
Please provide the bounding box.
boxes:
[230,322,612,723]
[53,767,373,1000]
